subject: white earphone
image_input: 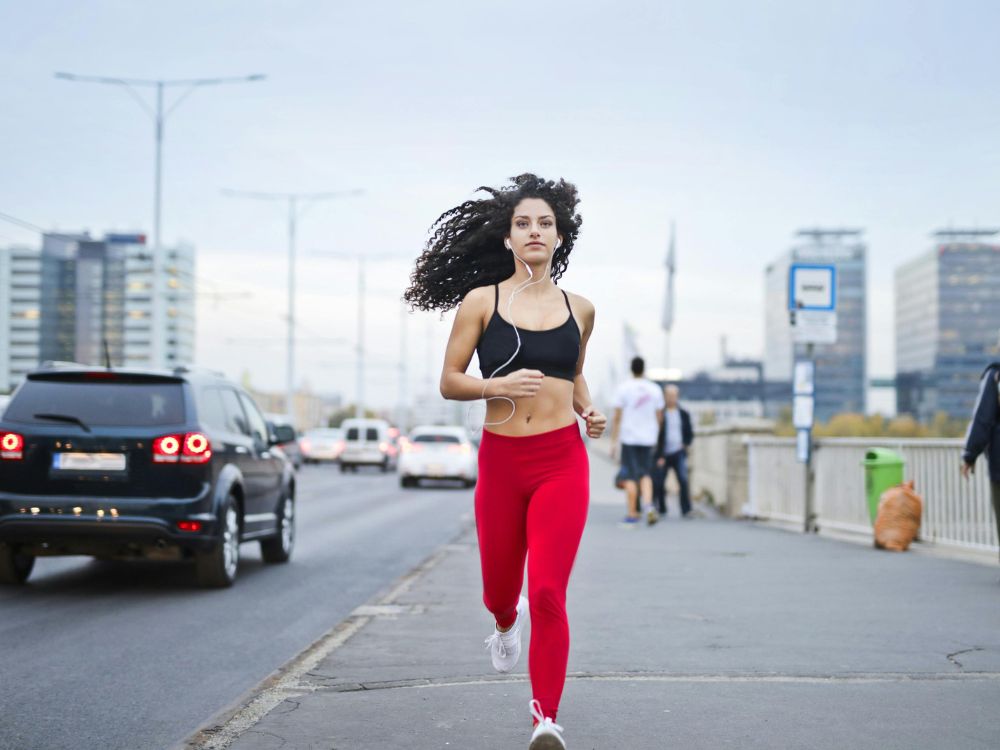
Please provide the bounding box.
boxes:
[466,238,559,432]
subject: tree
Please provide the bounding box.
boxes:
[327,405,380,427]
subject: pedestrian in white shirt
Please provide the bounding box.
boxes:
[610,357,664,526]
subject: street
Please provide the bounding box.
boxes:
[0,465,473,750]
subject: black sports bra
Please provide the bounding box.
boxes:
[476,284,581,382]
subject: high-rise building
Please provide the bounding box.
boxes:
[0,246,42,392]
[119,234,196,369]
[764,229,868,422]
[39,233,128,366]
[896,229,1000,421]
[1,232,195,392]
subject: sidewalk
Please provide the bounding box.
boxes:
[192,447,1000,750]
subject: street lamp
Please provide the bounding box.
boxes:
[221,189,362,425]
[55,71,266,370]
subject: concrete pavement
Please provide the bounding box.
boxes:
[0,467,472,750]
[190,447,1000,750]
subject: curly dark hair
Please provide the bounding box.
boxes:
[403,173,583,312]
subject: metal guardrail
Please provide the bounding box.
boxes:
[744,436,997,553]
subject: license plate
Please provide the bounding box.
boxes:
[53,452,127,472]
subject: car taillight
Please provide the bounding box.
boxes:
[448,444,471,455]
[183,433,211,463]
[299,438,312,452]
[177,520,203,532]
[0,431,24,460]
[402,442,422,453]
[153,433,212,464]
[379,441,389,453]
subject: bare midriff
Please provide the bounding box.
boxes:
[484,377,577,437]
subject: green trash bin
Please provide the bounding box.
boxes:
[862,448,905,525]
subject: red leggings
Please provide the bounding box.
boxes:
[475,422,590,721]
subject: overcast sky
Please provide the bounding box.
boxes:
[2,1,999,410]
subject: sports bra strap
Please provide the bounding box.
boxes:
[561,289,572,313]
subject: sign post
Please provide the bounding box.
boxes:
[788,263,836,533]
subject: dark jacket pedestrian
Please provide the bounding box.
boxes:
[962,362,1000,481]
[655,407,693,457]
[653,385,694,517]
[961,361,1000,562]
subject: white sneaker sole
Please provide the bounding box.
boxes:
[529,732,566,750]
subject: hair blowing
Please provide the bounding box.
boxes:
[403,173,583,313]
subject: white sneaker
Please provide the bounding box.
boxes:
[529,699,566,749]
[484,595,528,673]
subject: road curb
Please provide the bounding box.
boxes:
[174,516,476,750]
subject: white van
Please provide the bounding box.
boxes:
[339,418,392,472]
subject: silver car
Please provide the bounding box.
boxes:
[299,427,344,464]
[398,426,477,488]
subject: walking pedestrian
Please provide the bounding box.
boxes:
[960,348,1000,564]
[405,173,606,749]
[653,384,694,517]
[610,356,664,526]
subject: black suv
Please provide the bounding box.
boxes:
[0,366,295,587]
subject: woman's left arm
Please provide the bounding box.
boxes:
[571,295,606,439]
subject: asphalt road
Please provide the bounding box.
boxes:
[0,464,473,750]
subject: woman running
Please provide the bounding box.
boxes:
[404,173,606,749]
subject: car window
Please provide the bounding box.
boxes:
[346,427,359,440]
[238,392,270,446]
[274,425,296,443]
[218,388,251,437]
[412,434,461,444]
[197,388,229,432]
[365,428,379,441]
[5,380,185,427]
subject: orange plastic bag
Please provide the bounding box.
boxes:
[874,480,923,552]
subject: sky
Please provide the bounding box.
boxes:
[2,1,999,411]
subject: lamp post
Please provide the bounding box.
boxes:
[55,71,265,369]
[221,189,362,424]
[312,252,408,419]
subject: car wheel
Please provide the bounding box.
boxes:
[464,479,477,489]
[261,495,294,563]
[195,495,240,588]
[0,543,35,585]
[340,463,349,473]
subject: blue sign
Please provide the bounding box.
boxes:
[788,264,837,311]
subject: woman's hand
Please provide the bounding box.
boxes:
[497,369,544,399]
[580,405,607,439]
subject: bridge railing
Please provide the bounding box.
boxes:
[739,435,996,553]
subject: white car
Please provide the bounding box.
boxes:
[299,428,344,463]
[340,418,393,472]
[398,426,477,488]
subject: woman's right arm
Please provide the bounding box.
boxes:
[439,288,542,402]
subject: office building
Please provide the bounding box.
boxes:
[896,229,1000,421]
[0,246,42,392]
[119,234,196,369]
[764,229,868,422]
[1,232,195,391]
